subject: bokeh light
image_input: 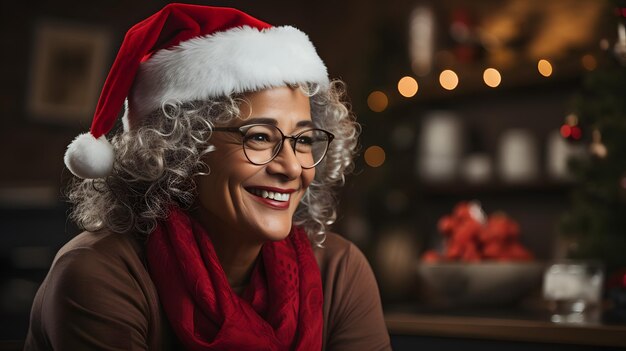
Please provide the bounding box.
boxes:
[538,59,553,77]
[581,54,597,71]
[483,68,502,88]
[367,91,388,112]
[566,114,579,126]
[439,70,459,90]
[397,76,419,98]
[600,38,610,50]
[364,146,386,167]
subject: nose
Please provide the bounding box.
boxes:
[266,140,302,179]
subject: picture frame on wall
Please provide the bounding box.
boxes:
[27,21,110,125]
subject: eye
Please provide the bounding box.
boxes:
[296,135,314,145]
[245,133,271,143]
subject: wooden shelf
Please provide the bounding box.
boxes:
[418,180,576,197]
[386,312,626,348]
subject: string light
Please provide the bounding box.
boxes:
[364,146,386,167]
[397,76,419,97]
[367,91,388,112]
[483,68,501,88]
[439,69,459,90]
[538,59,553,77]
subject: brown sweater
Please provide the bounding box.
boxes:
[24,230,391,350]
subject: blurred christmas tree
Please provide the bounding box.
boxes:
[560,4,626,273]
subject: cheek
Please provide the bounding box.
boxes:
[302,168,315,189]
[196,173,222,211]
[196,157,234,206]
[198,160,257,211]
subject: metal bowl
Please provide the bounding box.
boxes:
[416,262,546,307]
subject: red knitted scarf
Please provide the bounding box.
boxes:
[146,207,323,350]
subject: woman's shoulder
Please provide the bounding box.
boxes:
[314,233,393,350]
[45,230,148,296]
[313,232,370,278]
[41,230,150,303]
[25,230,158,350]
[50,230,145,272]
[57,230,142,259]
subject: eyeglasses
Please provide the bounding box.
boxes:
[212,123,335,169]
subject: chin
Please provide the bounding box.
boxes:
[251,219,293,242]
[265,227,293,242]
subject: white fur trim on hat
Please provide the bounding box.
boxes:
[126,25,329,125]
[64,133,115,179]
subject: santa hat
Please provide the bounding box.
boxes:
[64,3,329,179]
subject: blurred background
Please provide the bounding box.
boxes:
[2,0,626,349]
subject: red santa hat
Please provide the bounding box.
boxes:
[64,3,329,179]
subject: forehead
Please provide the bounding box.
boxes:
[239,86,312,123]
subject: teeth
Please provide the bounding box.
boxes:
[250,188,290,202]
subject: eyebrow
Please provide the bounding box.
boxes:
[244,117,314,128]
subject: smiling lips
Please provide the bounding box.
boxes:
[246,187,295,209]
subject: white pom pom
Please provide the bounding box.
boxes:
[64,133,115,179]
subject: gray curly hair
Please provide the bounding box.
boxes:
[66,80,359,246]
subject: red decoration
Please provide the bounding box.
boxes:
[422,202,534,262]
[560,124,572,138]
[560,124,582,140]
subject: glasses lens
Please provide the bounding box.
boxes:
[242,125,282,164]
[294,129,331,168]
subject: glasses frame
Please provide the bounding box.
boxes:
[212,123,335,169]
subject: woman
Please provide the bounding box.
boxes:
[25,3,390,350]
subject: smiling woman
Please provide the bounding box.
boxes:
[24,3,390,351]
[196,88,316,245]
